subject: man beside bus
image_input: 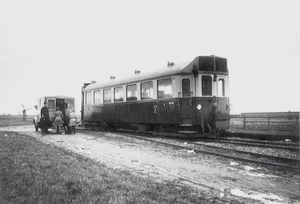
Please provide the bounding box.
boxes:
[41,102,50,134]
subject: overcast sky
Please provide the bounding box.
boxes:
[0,0,299,115]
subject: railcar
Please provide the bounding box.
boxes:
[33,96,75,132]
[81,55,230,135]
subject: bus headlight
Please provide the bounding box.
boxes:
[197,104,202,110]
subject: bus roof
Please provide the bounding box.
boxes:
[38,96,75,100]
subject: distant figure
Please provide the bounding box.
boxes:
[40,102,50,134]
[22,109,26,121]
[63,103,70,133]
[68,110,77,134]
[53,107,64,134]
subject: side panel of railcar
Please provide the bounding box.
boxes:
[83,95,229,132]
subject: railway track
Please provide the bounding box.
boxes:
[78,125,300,172]
[188,141,300,167]
[192,137,299,152]
[126,134,300,171]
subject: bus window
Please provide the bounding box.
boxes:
[202,75,212,96]
[127,84,137,101]
[65,98,75,110]
[103,89,111,103]
[218,79,225,97]
[158,78,172,98]
[114,87,123,102]
[48,99,55,109]
[182,78,191,97]
[141,82,153,99]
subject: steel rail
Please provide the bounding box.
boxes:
[191,139,299,151]
[199,137,299,147]
[188,142,300,164]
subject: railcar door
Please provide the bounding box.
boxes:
[180,78,195,124]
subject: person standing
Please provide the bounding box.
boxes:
[63,103,70,134]
[53,107,64,134]
[68,110,77,134]
[40,102,50,134]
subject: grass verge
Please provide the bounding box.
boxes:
[0,131,230,204]
[0,119,33,127]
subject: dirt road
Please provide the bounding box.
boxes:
[1,125,299,204]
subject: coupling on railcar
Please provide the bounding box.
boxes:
[33,96,75,133]
[81,55,231,136]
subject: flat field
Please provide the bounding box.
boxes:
[0,117,33,127]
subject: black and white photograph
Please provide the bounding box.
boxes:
[0,0,299,203]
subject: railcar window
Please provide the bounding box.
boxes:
[48,100,55,109]
[215,58,227,72]
[202,76,212,96]
[182,78,191,97]
[218,78,225,97]
[85,92,93,105]
[103,89,111,103]
[94,91,101,104]
[158,78,172,98]
[199,57,214,71]
[141,82,153,99]
[127,85,137,101]
[114,87,123,102]
[199,57,227,73]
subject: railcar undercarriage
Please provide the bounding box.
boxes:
[81,121,228,137]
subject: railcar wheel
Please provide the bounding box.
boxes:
[218,129,224,137]
[107,123,117,130]
[204,124,211,135]
[197,124,204,134]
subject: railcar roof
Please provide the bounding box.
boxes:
[85,58,196,91]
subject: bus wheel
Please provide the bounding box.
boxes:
[33,119,39,132]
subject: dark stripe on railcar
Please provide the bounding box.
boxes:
[83,97,229,129]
